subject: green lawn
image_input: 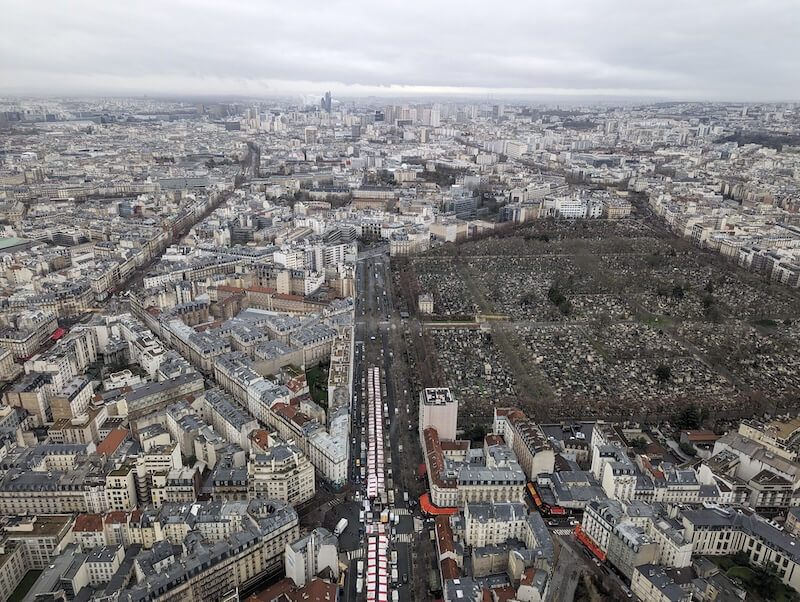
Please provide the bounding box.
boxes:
[9,570,42,602]
[708,554,735,571]
[727,566,755,582]
[306,365,329,406]
[639,314,672,326]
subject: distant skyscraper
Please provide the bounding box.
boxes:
[430,107,441,127]
[321,91,332,113]
[304,126,318,144]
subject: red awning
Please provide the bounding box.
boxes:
[419,493,457,516]
[50,328,67,341]
[574,524,607,561]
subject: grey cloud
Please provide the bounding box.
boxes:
[0,0,798,100]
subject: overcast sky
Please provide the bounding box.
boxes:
[1,0,798,101]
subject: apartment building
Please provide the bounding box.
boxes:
[0,469,92,514]
[197,388,258,450]
[120,499,299,602]
[123,372,205,423]
[631,564,692,602]
[581,499,692,577]
[0,348,22,383]
[86,544,124,587]
[307,421,349,487]
[3,371,50,425]
[423,427,526,508]
[493,408,555,481]
[0,539,27,602]
[463,502,543,549]
[2,514,75,569]
[698,431,800,512]
[681,506,800,591]
[247,442,315,506]
[0,311,58,359]
[49,376,94,420]
[284,527,339,587]
[105,463,138,511]
[592,445,637,502]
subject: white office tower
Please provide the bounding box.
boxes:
[419,387,458,441]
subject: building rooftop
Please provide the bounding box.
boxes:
[422,387,455,406]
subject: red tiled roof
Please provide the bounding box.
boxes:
[435,515,455,555]
[285,376,307,393]
[246,577,294,602]
[274,293,305,301]
[291,412,311,427]
[285,578,338,602]
[250,429,271,450]
[520,567,537,586]
[274,403,311,427]
[105,511,128,525]
[491,585,516,602]
[441,557,460,581]
[423,428,456,490]
[97,428,128,456]
[495,407,526,423]
[485,434,505,447]
[74,514,104,532]
[248,578,337,602]
[440,440,470,451]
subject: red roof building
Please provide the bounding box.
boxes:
[97,428,129,456]
[440,558,460,581]
[74,514,104,533]
[247,577,338,602]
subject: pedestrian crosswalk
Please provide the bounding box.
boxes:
[347,548,365,560]
[552,528,574,536]
[394,533,414,543]
[393,508,410,516]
